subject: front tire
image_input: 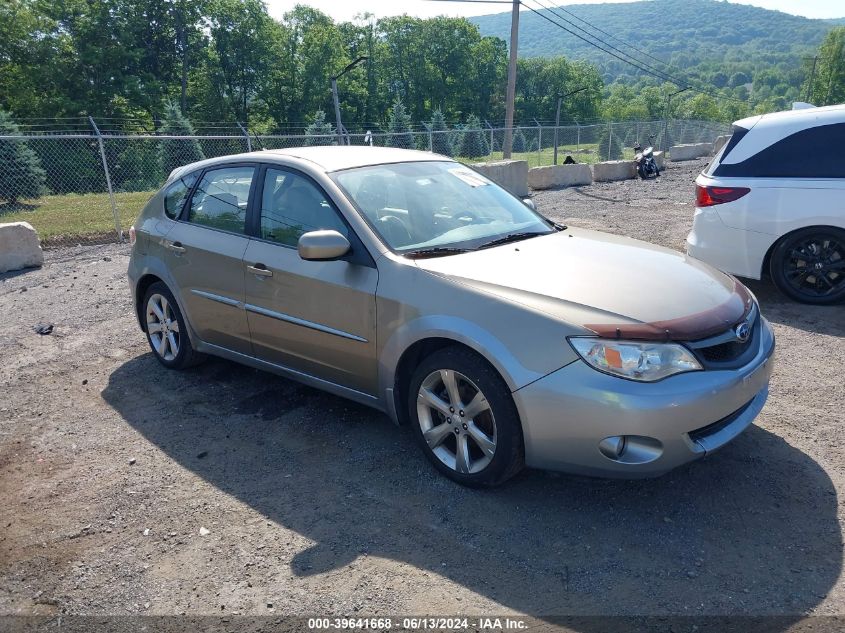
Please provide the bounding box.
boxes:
[142,282,205,369]
[769,227,845,305]
[408,347,524,487]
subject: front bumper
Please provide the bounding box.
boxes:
[513,318,775,477]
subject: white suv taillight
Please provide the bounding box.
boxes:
[695,184,750,207]
[128,225,137,245]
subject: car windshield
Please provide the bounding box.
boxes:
[333,161,554,254]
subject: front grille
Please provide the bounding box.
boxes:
[699,336,753,363]
[688,304,759,369]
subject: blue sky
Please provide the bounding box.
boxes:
[264,0,845,22]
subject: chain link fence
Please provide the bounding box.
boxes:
[0,118,729,249]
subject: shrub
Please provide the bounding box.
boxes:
[304,110,335,146]
[387,99,414,150]
[429,108,453,156]
[597,126,623,161]
[158,100,205,178]
[0,109,47,205]
[457,115,489,159]
[512,128,527,153]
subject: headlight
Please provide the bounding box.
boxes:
[569,338,702,382]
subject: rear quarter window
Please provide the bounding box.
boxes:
[163,173,198,219]
[714,122,845,179]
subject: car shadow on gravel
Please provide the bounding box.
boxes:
[743,278,845,337]
[104,353,841,622]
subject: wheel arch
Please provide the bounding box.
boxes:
[135,273,165,329]
[762,224,845,279]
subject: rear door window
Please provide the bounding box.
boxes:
[714,123,845,178]
[188,166,255,234]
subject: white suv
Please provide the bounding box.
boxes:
[686,104,845,304]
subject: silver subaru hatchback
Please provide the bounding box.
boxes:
[127,147,775,487]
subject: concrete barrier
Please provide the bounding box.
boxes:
[654,151,665,170]
[713,135,731,155]
[472,160,529,197]
[528,163,592,190]
[0,222,44,274]
[670,143,714,161]
[592,160,636,182]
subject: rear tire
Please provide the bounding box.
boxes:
[769,227,845,305]
[142,282,205,369]
[408,347,524,487]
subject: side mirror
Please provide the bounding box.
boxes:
[523,198,537,211]
[298,230,351,261]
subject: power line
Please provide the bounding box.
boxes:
[522,0,746,104]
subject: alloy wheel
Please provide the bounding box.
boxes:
[782,234,845,300]
[146,293,180,362]
[416,369,497,474]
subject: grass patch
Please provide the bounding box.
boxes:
[0,190,155,241]
[463,143,636,167]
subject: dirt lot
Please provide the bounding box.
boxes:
[2,158,844,628]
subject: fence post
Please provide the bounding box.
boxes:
[533,118,542,166]
[237,121,252,152]
[608,122,613,160]
[484,119,494,157]
[576,123,580,153]
[422,122,433,152]
[88,116,123,243]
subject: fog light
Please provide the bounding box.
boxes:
[598,435,663,465]
[599,435,627,460]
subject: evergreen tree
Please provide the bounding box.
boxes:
[429,108,453,156]
[304,110,335,146]
[597,126,623,161]
[0,109,47,205]
[512,127,527,153]
[457,115,489,159]
[387,99,414,149]
[158,100,205,178]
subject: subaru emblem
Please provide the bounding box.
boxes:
[735,322,751,342]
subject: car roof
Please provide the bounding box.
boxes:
[264,146,445,172]
[733,103,845,132]
[725,103,845,165]
[167,146,447,182]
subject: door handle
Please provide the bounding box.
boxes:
[247,263,273,278]
[165,241,186,254]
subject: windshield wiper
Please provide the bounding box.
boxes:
[477,231,545,250]
[403,246,473,259]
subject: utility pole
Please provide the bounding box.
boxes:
[663,86,690,152]
[331,56,368,146]
[553,87,587,165]
[424,0,520,157]
[503,0,520,159]
[806,56,818,103]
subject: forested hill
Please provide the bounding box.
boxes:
[471,0,839,76]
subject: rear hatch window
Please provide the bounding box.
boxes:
[704,125,748,176]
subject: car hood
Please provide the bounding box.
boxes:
[413,228,753,341]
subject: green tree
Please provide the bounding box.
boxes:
[457,115,489,159]
[597,126,623,161]
[387,99,414,149]
[809,27,845,106]
[304,110,335,146]
[429,108,453,156]
[0,109,47,205]
[159,101,205,178]
[512,127,527,153]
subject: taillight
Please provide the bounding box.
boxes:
[696,184,750,207]
[129,225,137,245]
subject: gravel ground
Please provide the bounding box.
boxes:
[1,158,844,627]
